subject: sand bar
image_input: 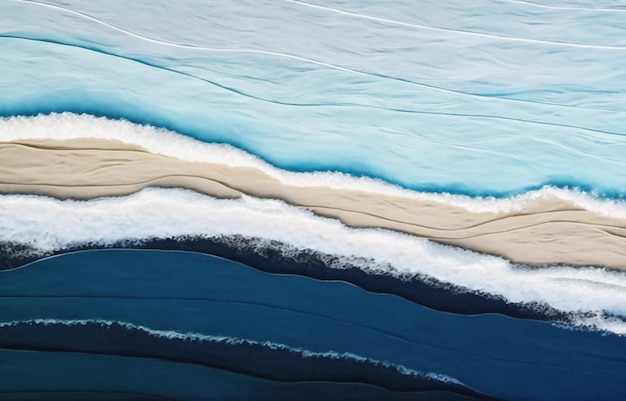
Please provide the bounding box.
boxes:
[1,138,625,269]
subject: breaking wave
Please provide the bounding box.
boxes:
[2,188,626,335]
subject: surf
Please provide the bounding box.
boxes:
[2,113,626,213]
[1,188,626,335]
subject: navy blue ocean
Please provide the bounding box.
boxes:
[2,249,626,401]
[2,1,626,400]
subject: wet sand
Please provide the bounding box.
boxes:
[1,138,625,269]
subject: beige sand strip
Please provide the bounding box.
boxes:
[1,139,625,269]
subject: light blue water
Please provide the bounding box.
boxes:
[2,0,626,196]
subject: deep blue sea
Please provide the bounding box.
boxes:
[3,249,626,401]
[2,1,626,400]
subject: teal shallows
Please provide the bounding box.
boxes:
[1,0,626,197]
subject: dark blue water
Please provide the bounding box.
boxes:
[5,0,626,199]
[2,249,626,400]
[0,236,569,321]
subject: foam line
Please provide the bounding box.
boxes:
[1,188,626,336]
[282,0,626,50]
[0,318,462,384]
[1,113,625,217]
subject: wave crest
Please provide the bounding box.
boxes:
[1,188,626,335]
[2,113,626,216]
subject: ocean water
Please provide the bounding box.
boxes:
[2,0,626,196]
[2,1,626,400]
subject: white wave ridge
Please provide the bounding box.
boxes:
[0,318,461,384]
[1,188,626,335]
[1,113,625,217]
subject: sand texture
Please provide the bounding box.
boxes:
[1,138,625,269]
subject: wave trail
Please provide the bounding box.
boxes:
[1,132,626,269]
[8,0,626,117]
[0,319,466,389]
[0,237,563,321]
[9,0,361,75]
[282,0,626,50]
[2,113,626,214]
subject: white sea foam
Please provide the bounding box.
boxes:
[1,112,626,217]
[0,318,461,384]
[1,188,626,335]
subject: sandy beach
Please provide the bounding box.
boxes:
[2,138,625,269]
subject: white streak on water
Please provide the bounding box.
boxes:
[10,0,362,75]
[4,1,626,196]
[507,0,626,12]
[0,318,463,384]
[17,0,626,51]
[283,0,626,50]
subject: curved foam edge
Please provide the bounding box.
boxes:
[1,112,625,217]
[1,187,626,335]
[2,135,626,268]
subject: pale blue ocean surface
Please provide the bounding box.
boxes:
[2,0,626,196]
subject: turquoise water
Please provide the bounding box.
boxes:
[2,0,626,196]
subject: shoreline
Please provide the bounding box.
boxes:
[2,138,625,270]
